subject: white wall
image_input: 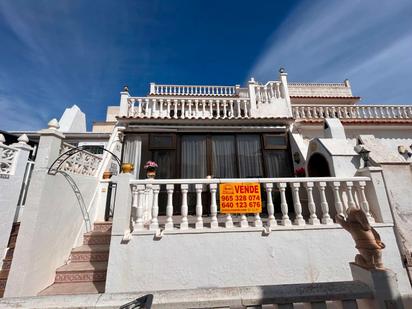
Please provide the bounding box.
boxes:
[4,129,99,297]
[105,225,411,297]
[0,142,31,265]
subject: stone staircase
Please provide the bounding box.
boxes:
[39,221,112,295]
[0,222,20,297]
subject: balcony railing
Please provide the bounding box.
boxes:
[127,97,251,119]
[150,83,238,97]
[254,81,284,103]
[293,105,412,120]
[128,176,374,232]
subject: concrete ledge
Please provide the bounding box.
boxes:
[0,282,373,309]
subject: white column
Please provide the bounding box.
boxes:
[358,181,375,223]
[180,184,189,230]
[291,182,305,225]
[149,185,160,230]
[210,183,218,228]
[195,184,203,229]
[278,183,291,226]
[332,182,345,217]
[304,182,320,225]
[318,182,333,224]
[165,184,174,230]
[134,185,145,230]
[265,183,277,227]
[254,213,262,227]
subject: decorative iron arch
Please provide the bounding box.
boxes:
[48,145,121,175]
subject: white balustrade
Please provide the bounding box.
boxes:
[293,105,412,121]
[128,97,250,120]
[0,141,18,175]
[127,176,377,232]
[59,143,102,177]
[150,83,237,97]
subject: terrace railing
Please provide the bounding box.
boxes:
[293,104,412,120]
[149,83,238,97]
[127,176,375,232]
[127,97,251,119]
[58,143,102,177]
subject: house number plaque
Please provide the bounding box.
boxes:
[219,183,262,214]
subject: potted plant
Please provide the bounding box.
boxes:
[121,163,134,174]
[144,161,158,179]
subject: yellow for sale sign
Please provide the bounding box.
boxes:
[219,183,262,214]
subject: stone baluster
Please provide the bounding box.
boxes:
[173,100,178,119]
[165,184,174,230]
[210,183,219,228]
[216,100,220,119]
[208,101,213,119]
[159,99,164,117]
[244,100,249,118]
[240,213,249,228]
[345,181,356,209]
[385,106,390,118]
[356,107,361,118]
[134,185,145,230]
[337,106,343,118]
[194,99,199,118]
[291,183,305,225]
[202,99,206,119]
[278,183,291,226]
[332,182,345,217]
[357,181,375,223]
[254,213,262,227]
[304,182,320,225]
[225,211,234,229]
[391,106,396,118]
[166,99,171,118]
[265,183,277,227]
[181,99,186,119]
[229,100,234,118]
[318,182,333,224]
[180,184,189,230]
[195,184,203,229]
[150,185,160,230]
[137,98,142,116]
[188,99,192,119]
[236,100,241,118]
[222,100,227,119]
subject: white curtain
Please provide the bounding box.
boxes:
[181,135,207,178]
[212,135,237,178]
[123,136,142,178]
[237,134,263,178]
[264,151,291,177]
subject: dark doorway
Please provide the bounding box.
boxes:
[307,153,331,177]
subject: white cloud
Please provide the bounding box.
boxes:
[248,0,412,103]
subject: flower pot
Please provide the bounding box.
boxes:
[146,170,156,179]
[121,163,134,174]
[103,171,112,179]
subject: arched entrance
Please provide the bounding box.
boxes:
[307,153,331,177]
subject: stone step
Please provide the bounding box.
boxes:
[39,281,105,295]
[83,231,111,245]
[0,270,9,280]
[93,222,112,233]
[4,248,14,260]
[70,245,110,262]
[1,260,11,271]
[55,262,107,283]
[8,234,17,247]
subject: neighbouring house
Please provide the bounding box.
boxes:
[1,69,412,308]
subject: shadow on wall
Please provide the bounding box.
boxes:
[307,153,331,177]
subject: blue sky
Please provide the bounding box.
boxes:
[1,0,412,131]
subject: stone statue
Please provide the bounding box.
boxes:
[336,207,385,269]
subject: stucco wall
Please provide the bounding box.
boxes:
[381,164,412,253]
[4,171,98,297]
[105,225,411,297]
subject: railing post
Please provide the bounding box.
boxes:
[304,182,320,225]
[134,185,145,230]
[149,185,160,230]
[291,182,305,225]
[318,182,333,224]
[195,184,203,229]
[165,184,174,230]
[332,182,345,217]
[210,183,218,228]
[278,183,291,226]
[358,181,375,223]
[265,183,277,227]
[180,184,189,230]
[149,82,156,95]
